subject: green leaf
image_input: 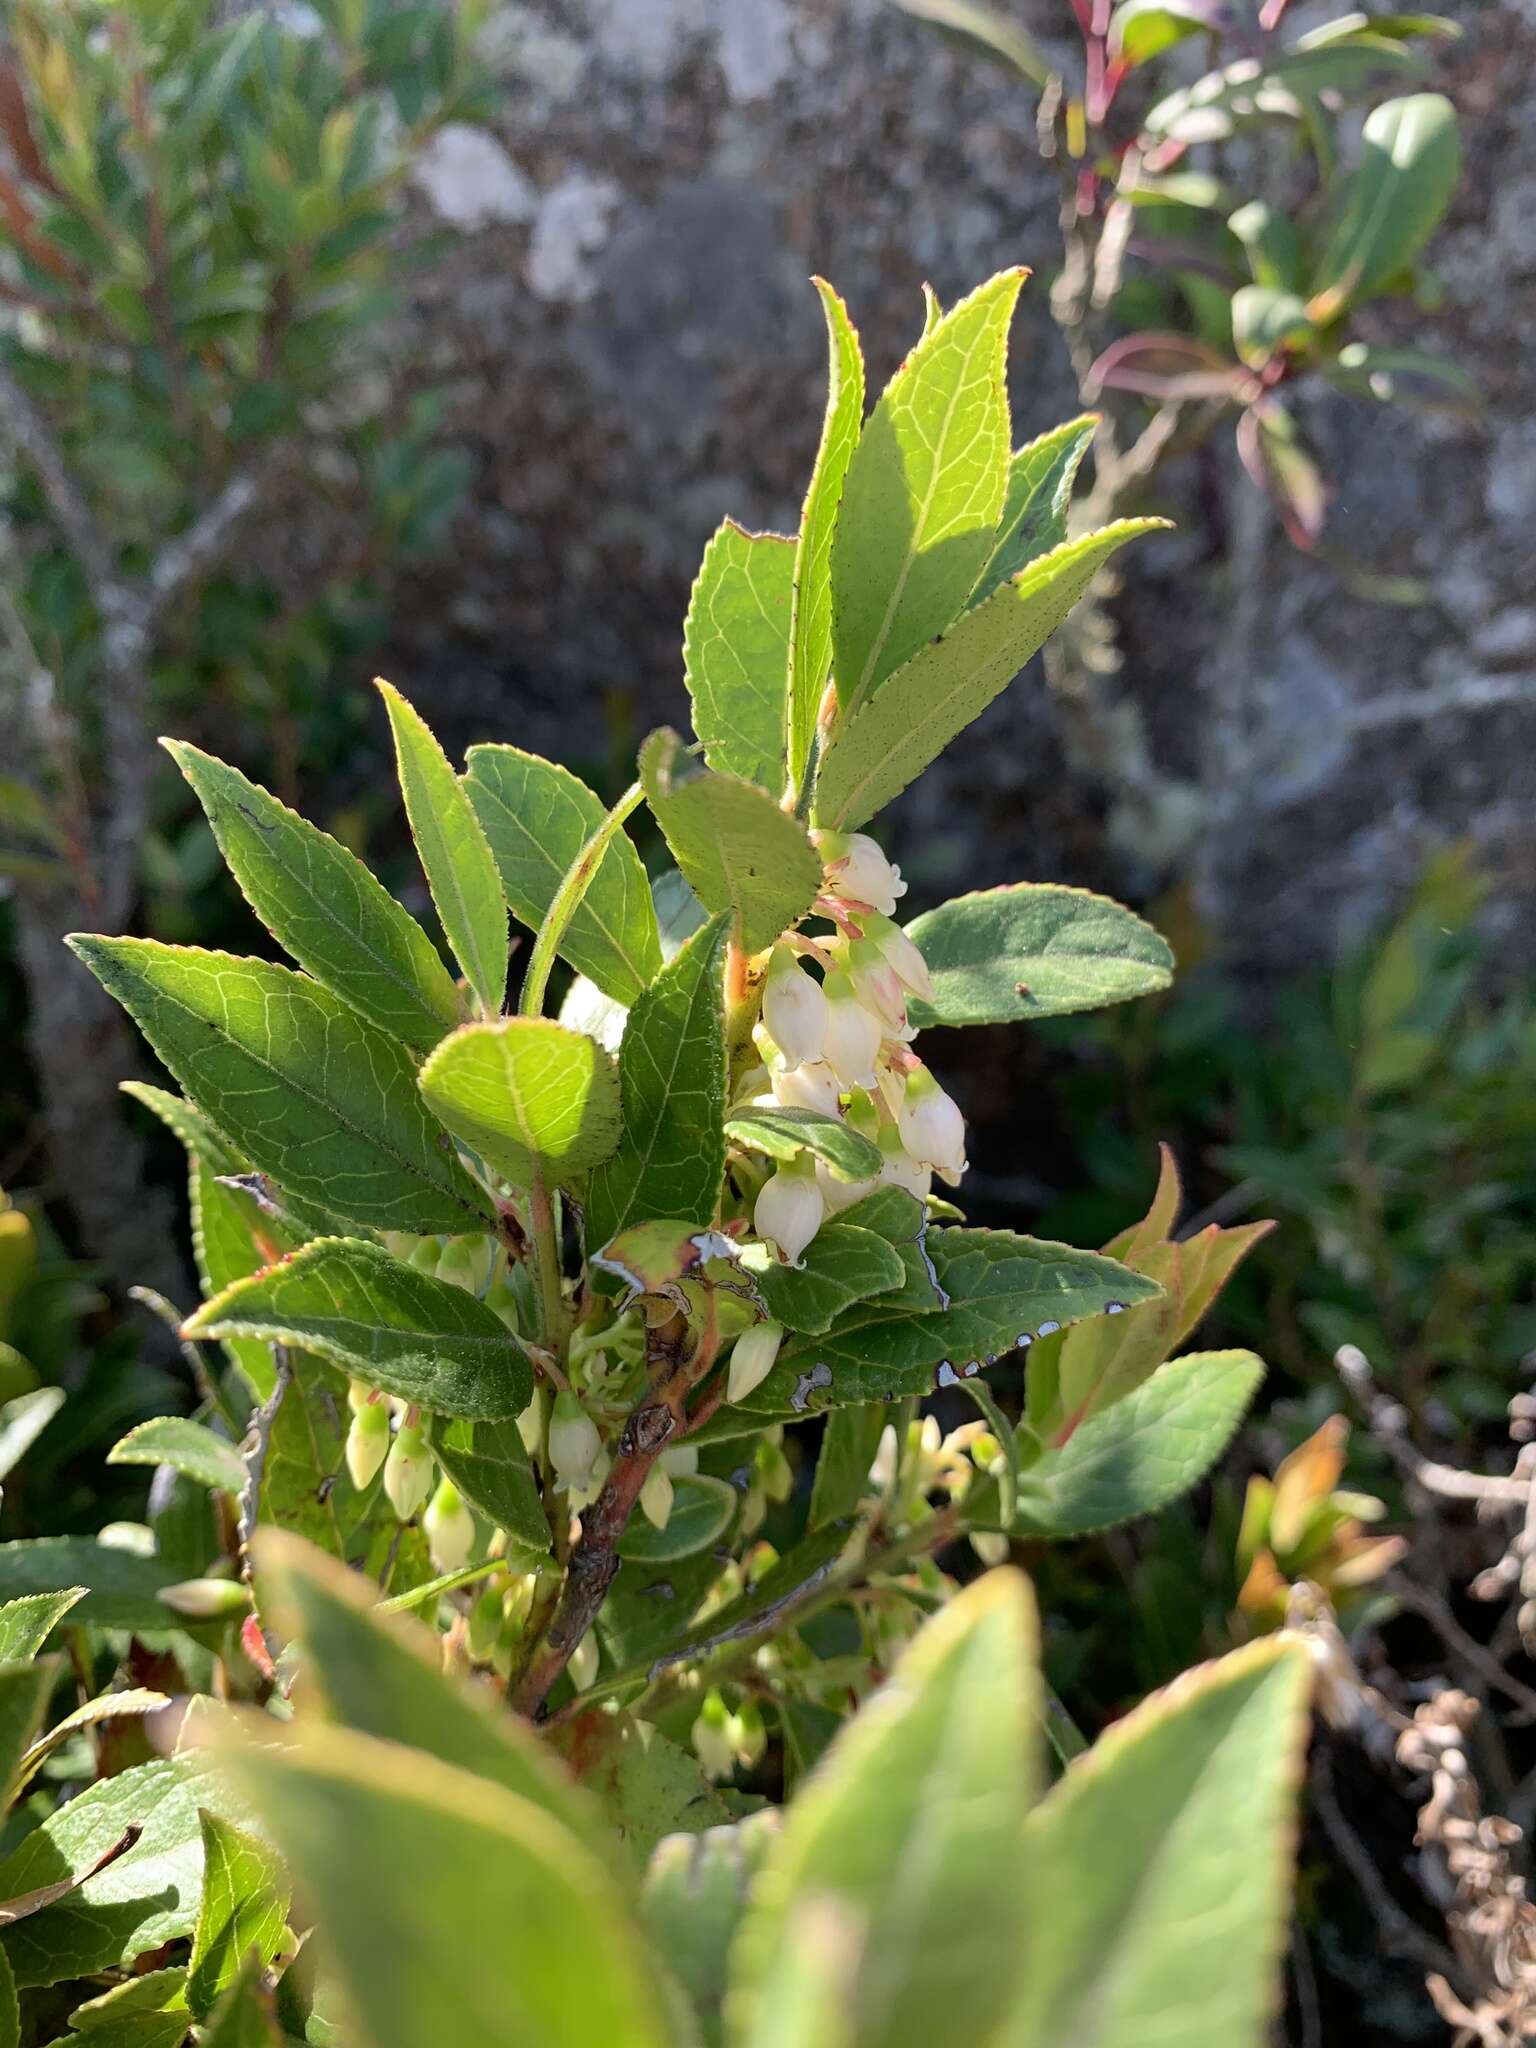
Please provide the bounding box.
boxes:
[433,1416,551,1561]
[377,680,507,1018]
[0,1390,64,1483]
[739,1225,906,1336]
[816,522,1165,829]
[641,1813,779,2048]
[1011,1350,1265,1538]
[0,1661,53,1804]
[1110,0,1215,64]
[188,1161,302,1398]
[107,1417,246,1495]
[0,1538,179,1632]
[552,1710,729,1869]
[1228,200,1304,292]
[185,1238,532,1421]
[685,522,795,793]
[0,1588,86,1662]
[723,1105,882,1181]
[217,1723,672,2048]
[200,1955,282,2047]
[972,415,1098,605]
[1313,93,1460,311]
[836,1186,946,1313]
[68,939,494,1236]
[809,1403,887,1528]
[0,1946,14,2048]
[257,1534,603,1858]
[0,1754,255,1987]
[187,1813,290,2020]
[639,729,821,952]
[617,1474,737,1562]
[623,1522,854,1685]
[1323,341,1478,413]
[165,742,460,1054]
[64,1967,189,2044]
[255,1354,350,1562]
[1001,1639,1310,2048]
[1232,284,1312,365]
[831,270,1026,715]
[418,1018,621,1187]
[464,746,661,1007]
[734,1229,1162,1421]
[586,915,731,1253]
[729,1570,1039,2048]
[788,280,866,791]
[883,0,1050,86]
[905,882,1174,1027]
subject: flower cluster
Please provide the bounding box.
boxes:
[746,829,968,1270]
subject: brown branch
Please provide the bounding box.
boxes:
[1337,1347,1535,1512]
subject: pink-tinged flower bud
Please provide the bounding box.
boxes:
[345,1397,391,1489]
[862,911,934,1003]
[896,1065,968,1184]
[814,829,907,914]
[568,1631,600,1692]
[549,1388,602,1492]
[754,1165,824,1267]
[762,946,827,1070]
[846,937,908,1036]
[158,1575,252,1620]
[384,1418,435,1519]
[639,1463,675,1530]
[820,973,882,1089]
[728,1319,785,1402]
[771,1059,843,1116]
[424,1478,474,1573]
[692,1690,736,1779]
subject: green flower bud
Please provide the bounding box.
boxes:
[345,1398,390,1489]
[639,1463,674,1530]
[549,1389,601,1491]
[424,1477,474,1573]
[691,1689,736,1780]
[435,1235,495,1293]
[384,1418,435,1519]
[568,1631,599,1692]
[158,1575,252,1620]
[728,1319,784,1403]
[730,1698,767,1771]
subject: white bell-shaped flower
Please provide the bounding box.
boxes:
[896,1064,968,1185]
[754,1162,825,1266]
[820,972,882,1089]
[814,829,907,915]
[424,1477,475,1573]
[549,1388,602,1492]
[815,1158,879,1215]
[878,1128,933,1203]
[770,1057,843,1116]
[728,1318,785,1402]
[761,946,827,1071]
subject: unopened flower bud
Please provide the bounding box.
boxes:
[729,1319,785,1402]
[692,1690,736,1780]
[971,1531,1011,1567]
[754,1439,793,1504]
[347,1376,373,1416]
[878,1127,932,1203]
[516,1390,543,1457]
[897,1065,968,1185]
[770,1059,843,1116]
[754,1164,824,1267]
[862,912,934,1002]
[384,1418,435,1519]
[639,1463,675,1530]
[814,829,907,915]
[762,946,827,1071]
[408,1237,442,1271]
[424,1478,474,1572]
[158,1575,253,1621]
[730,1699,767,1770]
[435,1235,495,1294]
[345,1397,391,1489]
[816,1158,879,1215]
[821,973,882,1089]
[568,1631,600,1692]
[660,1444,699,1478]
[549,1389,602,1492]
[846,937,908,1036]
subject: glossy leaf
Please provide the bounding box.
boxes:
[1009,1350,1265,1539]
[219,1722,672,2048]
[733,1229,1161,1421]
[685,521,795,793]
[816,522,1165,830]
[831,270,1025,714]
[378,680,507,1018]
[166,742,459,1053]
[69,939,494,1235]
[729,1571,1039,2048]
[187,1813,289,2019]
[905,882,1173,1027]
[836,1186,946,1314]
[972,415,1098,605]
[639,729,821,952]
[1313,93,1460,311]
[107,1417,246,1496]
[617,1474,737,1562]
[788,280,865,791]
[186,1238,531,1421]
[464,745,662,1006]
[1002,1640,1309,2048]
[723,1105,881,1182]
[419,1017,621,1187]
[739,1225,906,1336]
[586,915,731,1252]
[0,1661,52,1805]
[1323,342,1478,413]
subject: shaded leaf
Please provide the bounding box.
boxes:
[433,1416,551,1561]
[617,1475,737,1562]
[972,415,1098,605]
[1313,93,1460,311]
[739,1226,906,1336]
[0,1538,179,1632]
[685,522,795,793]
[187,1813,289,2019]
[549,1711,728,1870]
[809,1403,887,1529]
[723,1105,881,1182]
[883,1,1050,89]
